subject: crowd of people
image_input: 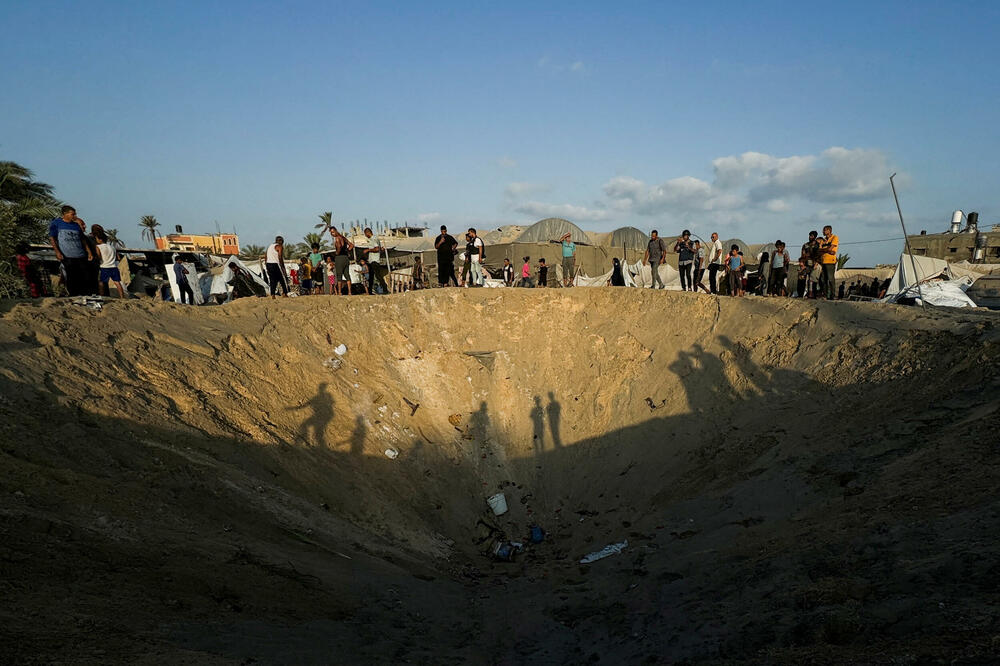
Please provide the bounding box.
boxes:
[34,207,872,303]
[26,204,128,298]
[642,225,847,299]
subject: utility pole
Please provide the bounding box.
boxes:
[890,173,924,308]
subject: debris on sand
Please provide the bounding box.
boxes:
[580,540,628,564]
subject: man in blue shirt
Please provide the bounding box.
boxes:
[559,233,576,287]
[48,205,93,296]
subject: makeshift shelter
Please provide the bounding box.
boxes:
[516,218,589,244]
[883,254,977,308]
[609,226,650,251]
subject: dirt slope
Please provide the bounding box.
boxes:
[1,290,998,664]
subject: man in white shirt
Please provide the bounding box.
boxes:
[357,227,386,293]
[467,228,485,287]
[708,232,724,294]
[265,236,289,298]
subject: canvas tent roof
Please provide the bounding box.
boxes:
[609,226,649,250]
[516,218,588,244]
[722,238,750,255]
[884,253,977,308]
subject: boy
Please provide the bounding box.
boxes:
[725,245,743,297]
[15,242,44,298]
[537,258,548,288]
[94,228,126,298]
[769,241,789,296]
[298,256,312,295]
[502,258,514,287]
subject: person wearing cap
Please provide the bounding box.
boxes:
[674,230,695,291]
[265,235,289,298]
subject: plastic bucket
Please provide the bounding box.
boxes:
[487,493,508,516]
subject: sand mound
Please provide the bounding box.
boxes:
[1,291,998,663]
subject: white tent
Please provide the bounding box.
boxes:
[884,254,950,296]
[883,254,977,308]
[573,262,638,287]
[628,260,682,289]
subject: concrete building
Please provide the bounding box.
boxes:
[155,232,240,254]
[906,210,999,263]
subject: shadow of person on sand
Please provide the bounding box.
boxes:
[350,414,366,456]
[288,382,334,447]
[469,401,490,442]
[546,391,562,448]
[530,395,545,454]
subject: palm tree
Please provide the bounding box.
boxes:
[317,211,333,231]
[240,244,265,259]
[0,160,61,297]
[836,253,850,270]
[139,215,160,246]
[106,228,125,248]
[302,231,331,252]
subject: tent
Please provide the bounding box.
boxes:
[609,226,650,250]
[516,218,589,244]
[884,254,951,296]
[572,262,638,287]
[883,254,977,308]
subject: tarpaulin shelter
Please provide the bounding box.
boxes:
[515,218,589,244]
[883,254,977,308]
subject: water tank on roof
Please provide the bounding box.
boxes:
[949,210,963,234]
[967,211,979,233]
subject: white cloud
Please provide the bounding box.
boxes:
[504,182,551,199]
[513,201,612,222]
[417,212,441,223]
[537,57,586,75]
[497,156,518,169]
[605,147,897,218]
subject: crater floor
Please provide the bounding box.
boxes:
[1,290,998,664]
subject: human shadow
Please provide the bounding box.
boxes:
[530,395,545,454]
[546,391,562,449]
[288,382,334,447]
[669,343,737,414]
[350,414,366,456]
[469,401,490,442]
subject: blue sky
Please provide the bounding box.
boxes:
[2,1,998,265]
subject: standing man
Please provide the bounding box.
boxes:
[708,232,724,294]
[818,225,839,300]
[800,230,821,299]
[643,230,667,289]
[359,227,386,294]
[467,228,485,287]
[558,232,576,287]
[309,243,325,294]
[693,240,710,293]
[173,255,195,304]
[332,228,353,295]
[434,225,458,287]
[48,205,93,296]
[674,230,695,292]
[265,236,289,298]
